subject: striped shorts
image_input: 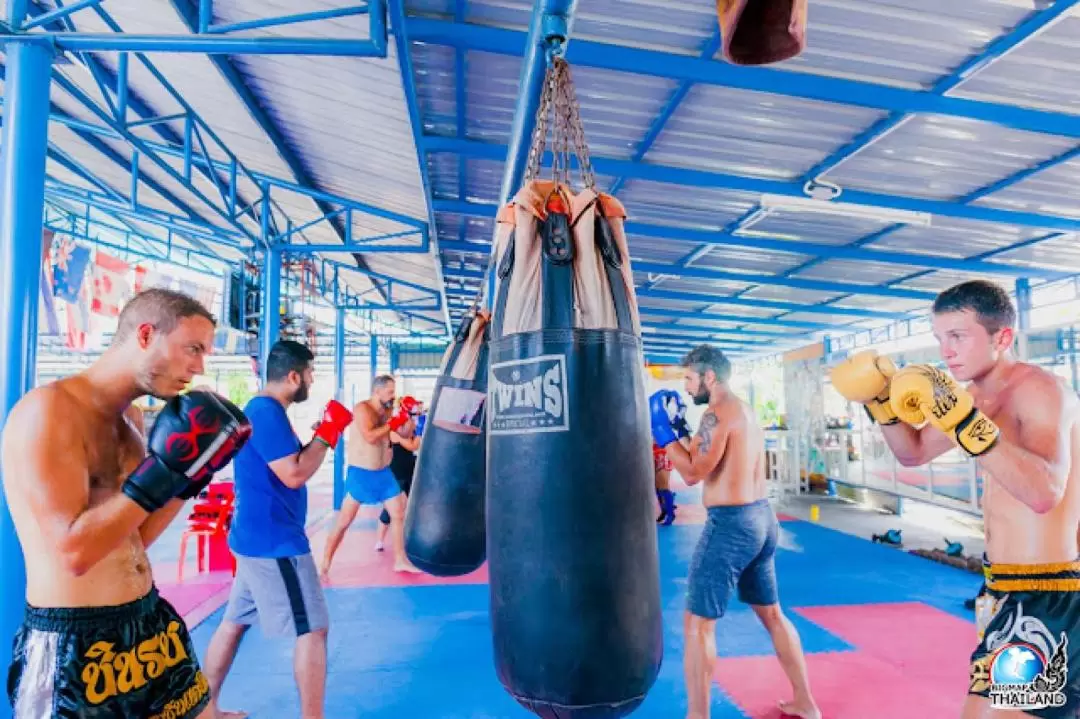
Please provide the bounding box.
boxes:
[223,553,329,638]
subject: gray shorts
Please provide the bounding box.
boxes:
[223,553,329,637]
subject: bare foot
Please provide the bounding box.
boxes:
[317,563,330,583]
[778,699,821,719]
[393,561,423,574]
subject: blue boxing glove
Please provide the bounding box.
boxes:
[415,413,427,437]
[662,391,692,440]
[649,390,680,448]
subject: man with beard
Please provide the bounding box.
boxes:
[650,344,820,719]
[201,340,353,719]
[319,375,420,576]
[1,288,251,718]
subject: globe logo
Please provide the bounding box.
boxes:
[991,644,1046,685]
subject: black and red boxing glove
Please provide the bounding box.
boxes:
[312,399,353,449]
[122,391,252,513]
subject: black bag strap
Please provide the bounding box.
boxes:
[541,191,575,330]
[443,313,473,375]
[491,228,516,339]
[595,200,633,333]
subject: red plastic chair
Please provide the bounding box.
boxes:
[177,486,236,581]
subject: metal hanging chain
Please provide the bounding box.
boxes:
[524,59,561,183]
[557,58,597,191]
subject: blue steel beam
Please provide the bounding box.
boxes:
[406,17,1080,140]
[712,1,1080,321]
[639,320,803,340]
[805,0,1079,182]
[22,2,267,236]
[636,288,910,320]
[0,37,52,719]
[388,0,453,334]
[0,33,389,57]
[45,182,248,249]
[44,203,229,272]
[632,261,937,300]
[203,5,372,35]
[485,0,579,306]
[607,30,722,198]
[427,144,1080,232]
[48,70,266,245]
[166,0,415,324]
[435,216,1063,279]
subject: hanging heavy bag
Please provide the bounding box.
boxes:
[716,0,808,65]
[486,57,662,719]
[403,308,491,576]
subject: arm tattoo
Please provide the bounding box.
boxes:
[696,412,718,454]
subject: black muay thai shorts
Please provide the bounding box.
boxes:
[6,585,209,718]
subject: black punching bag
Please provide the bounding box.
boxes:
[403,309,490,576]
[486,182,662,718]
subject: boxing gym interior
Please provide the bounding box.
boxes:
[2,0,1079,717]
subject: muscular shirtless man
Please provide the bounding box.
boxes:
[650,345,820,719]
[319,374,420,575]
[0,288,250,719]
[830,279,1080,718]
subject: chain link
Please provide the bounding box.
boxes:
[522,56,595,190]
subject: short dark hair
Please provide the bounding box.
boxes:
[680,344,731,383]
[113,288,215,344]
[265,340,314,383]
[932,280,1016,334]
[372,374,395,390]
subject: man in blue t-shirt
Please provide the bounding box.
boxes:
[201,340,353,719]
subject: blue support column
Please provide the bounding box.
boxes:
[333,305,346,511]
[259,246,282,383]
[0,37,53,719]
[369,334,380,388]
[485,0,579,307]
[1015,278,1031,361]
[220,268,232,322]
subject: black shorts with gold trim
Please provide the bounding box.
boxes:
[969,561,1080,718]
[6,585,209,719]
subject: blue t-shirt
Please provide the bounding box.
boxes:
[229,396,309,558]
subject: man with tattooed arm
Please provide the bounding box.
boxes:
[649,344,820,719]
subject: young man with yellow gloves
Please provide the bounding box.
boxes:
[829,279,1080,718]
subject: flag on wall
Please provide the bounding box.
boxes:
[51,237,91,304]
[65,284,90,351]
[133,265,174,293]
[91,251,131,317]
[39,230,59,336]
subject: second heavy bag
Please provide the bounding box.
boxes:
[403,309,490,576]
[486,180,663,718]
[716,0,808,65]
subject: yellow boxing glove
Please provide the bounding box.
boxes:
[828,350,899,426]
[889,365,1000,457]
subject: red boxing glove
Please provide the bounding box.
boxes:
[388,407,410,432]
[313,400,353,449]
[400,395,421,416]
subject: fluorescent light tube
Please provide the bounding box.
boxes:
[759,194,933,227]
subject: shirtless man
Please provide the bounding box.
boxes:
[375,396,424,551]
[0,288,250,719]
[830,279,1080,718]
[650,344,821,719]
[319,375,420,575]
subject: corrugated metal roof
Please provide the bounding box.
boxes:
[405,0,1080,358]
[8,0,1080,360]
